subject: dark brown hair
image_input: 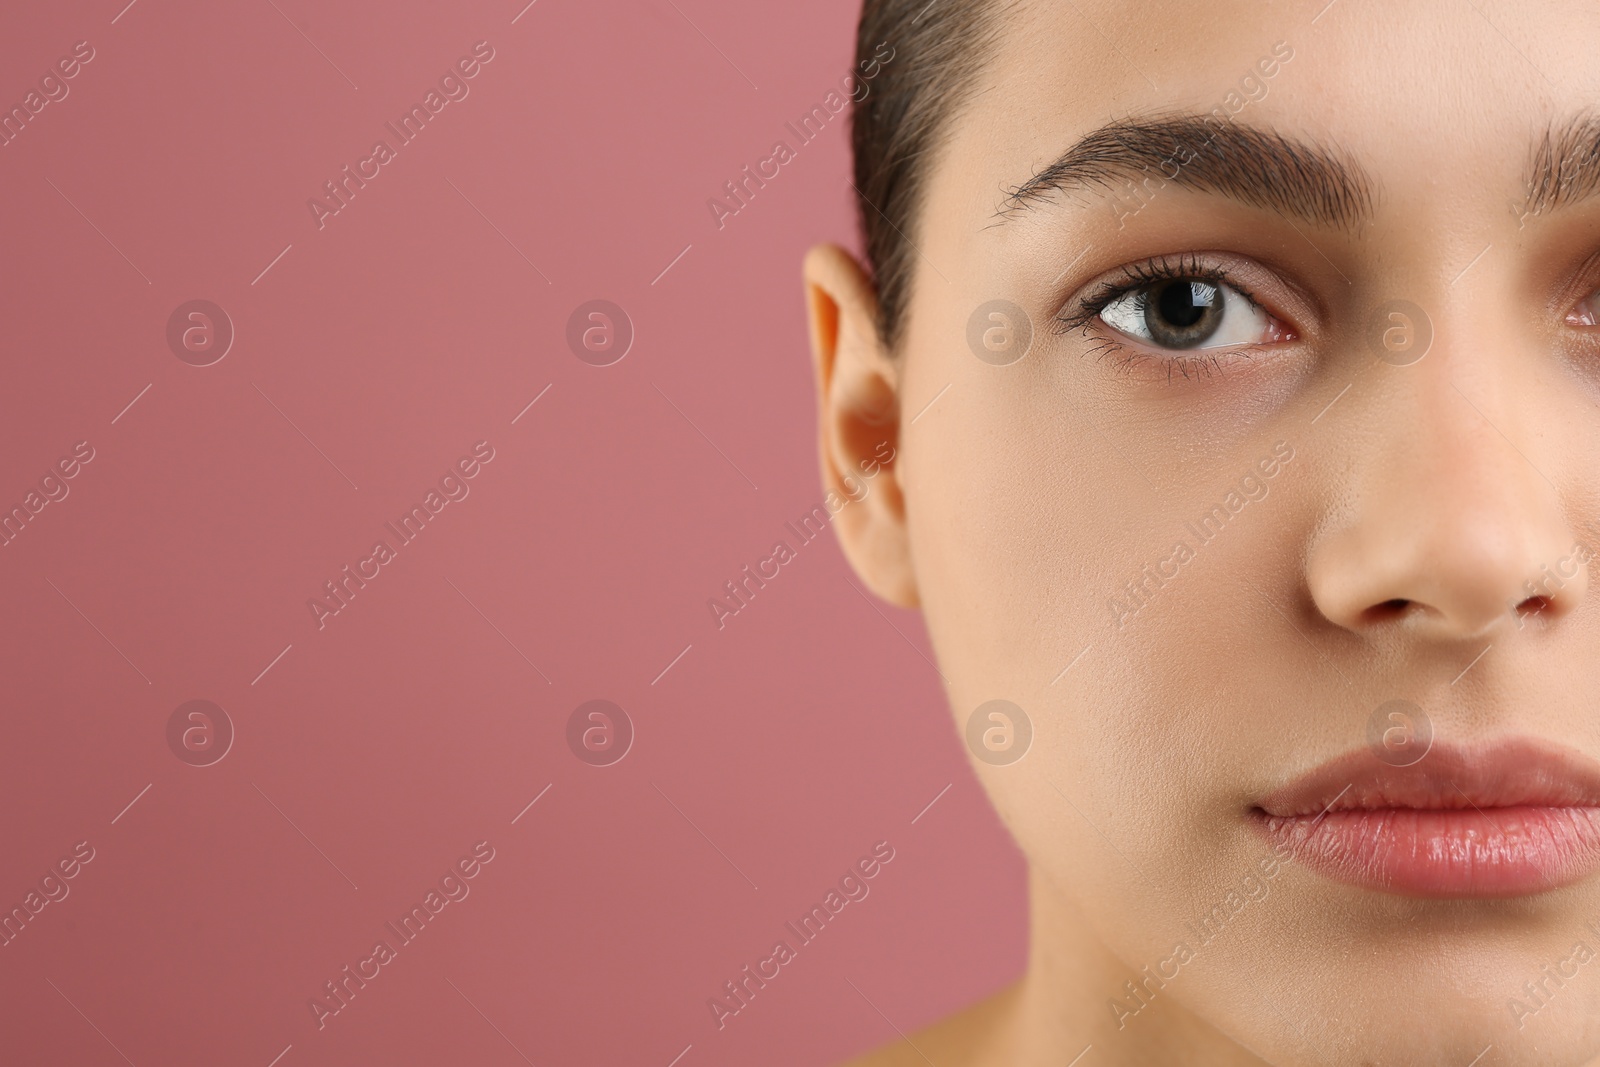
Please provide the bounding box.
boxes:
[851,0,1012,352]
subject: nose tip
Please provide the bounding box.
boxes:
[1307,507,1589,642]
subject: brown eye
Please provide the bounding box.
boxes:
[1100,278,1275,351]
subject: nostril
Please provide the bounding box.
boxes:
[1515,595,1553,623]
[1359,598,1412,625]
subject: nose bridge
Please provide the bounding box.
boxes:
[1306,314,1584,640]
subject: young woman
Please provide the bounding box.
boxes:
[804,1,1600,1063]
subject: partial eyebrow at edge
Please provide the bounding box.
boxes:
[995,113,1376,231]
[1523,113,1600,218]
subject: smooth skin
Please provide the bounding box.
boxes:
[805,1,1600,1064]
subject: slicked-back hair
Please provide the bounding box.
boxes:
[851,0,1011,353]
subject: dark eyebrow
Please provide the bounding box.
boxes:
[997,114,1375,231]
[1523,113,1600,217]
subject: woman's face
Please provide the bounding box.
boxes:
[812,0,1600,1062]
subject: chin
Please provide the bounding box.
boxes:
[1220,949,1600,1066]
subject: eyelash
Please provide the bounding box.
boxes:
[1053,252,1276,379]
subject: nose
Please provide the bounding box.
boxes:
[1306,367,1586,642]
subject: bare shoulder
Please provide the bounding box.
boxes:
[836,980,1024,1067]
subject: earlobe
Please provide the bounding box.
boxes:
[802,243,919,608]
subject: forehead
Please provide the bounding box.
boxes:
[949,0,1600,217]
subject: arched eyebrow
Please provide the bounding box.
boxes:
[1523,113,1600,217]
[996,114,1375,231]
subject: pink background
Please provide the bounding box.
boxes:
[0,1,1024,1064]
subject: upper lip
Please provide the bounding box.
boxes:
[1254,737,1600,818]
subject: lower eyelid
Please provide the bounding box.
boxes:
[1082,338,1263,381]
[1074,305,1297,382]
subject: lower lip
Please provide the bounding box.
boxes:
[1252,806,1600,897]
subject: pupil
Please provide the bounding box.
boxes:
[1157,280,1212,327]
[1146,279,1222,348]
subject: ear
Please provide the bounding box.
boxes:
[802,243,917,608]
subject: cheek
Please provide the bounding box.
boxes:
[898,331,1305,966]
[902,363,1161,814]
[904,350,1168,718]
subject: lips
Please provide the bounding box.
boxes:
[1250,738,1600,898]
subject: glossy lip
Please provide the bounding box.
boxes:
[1249,738,1600,898]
